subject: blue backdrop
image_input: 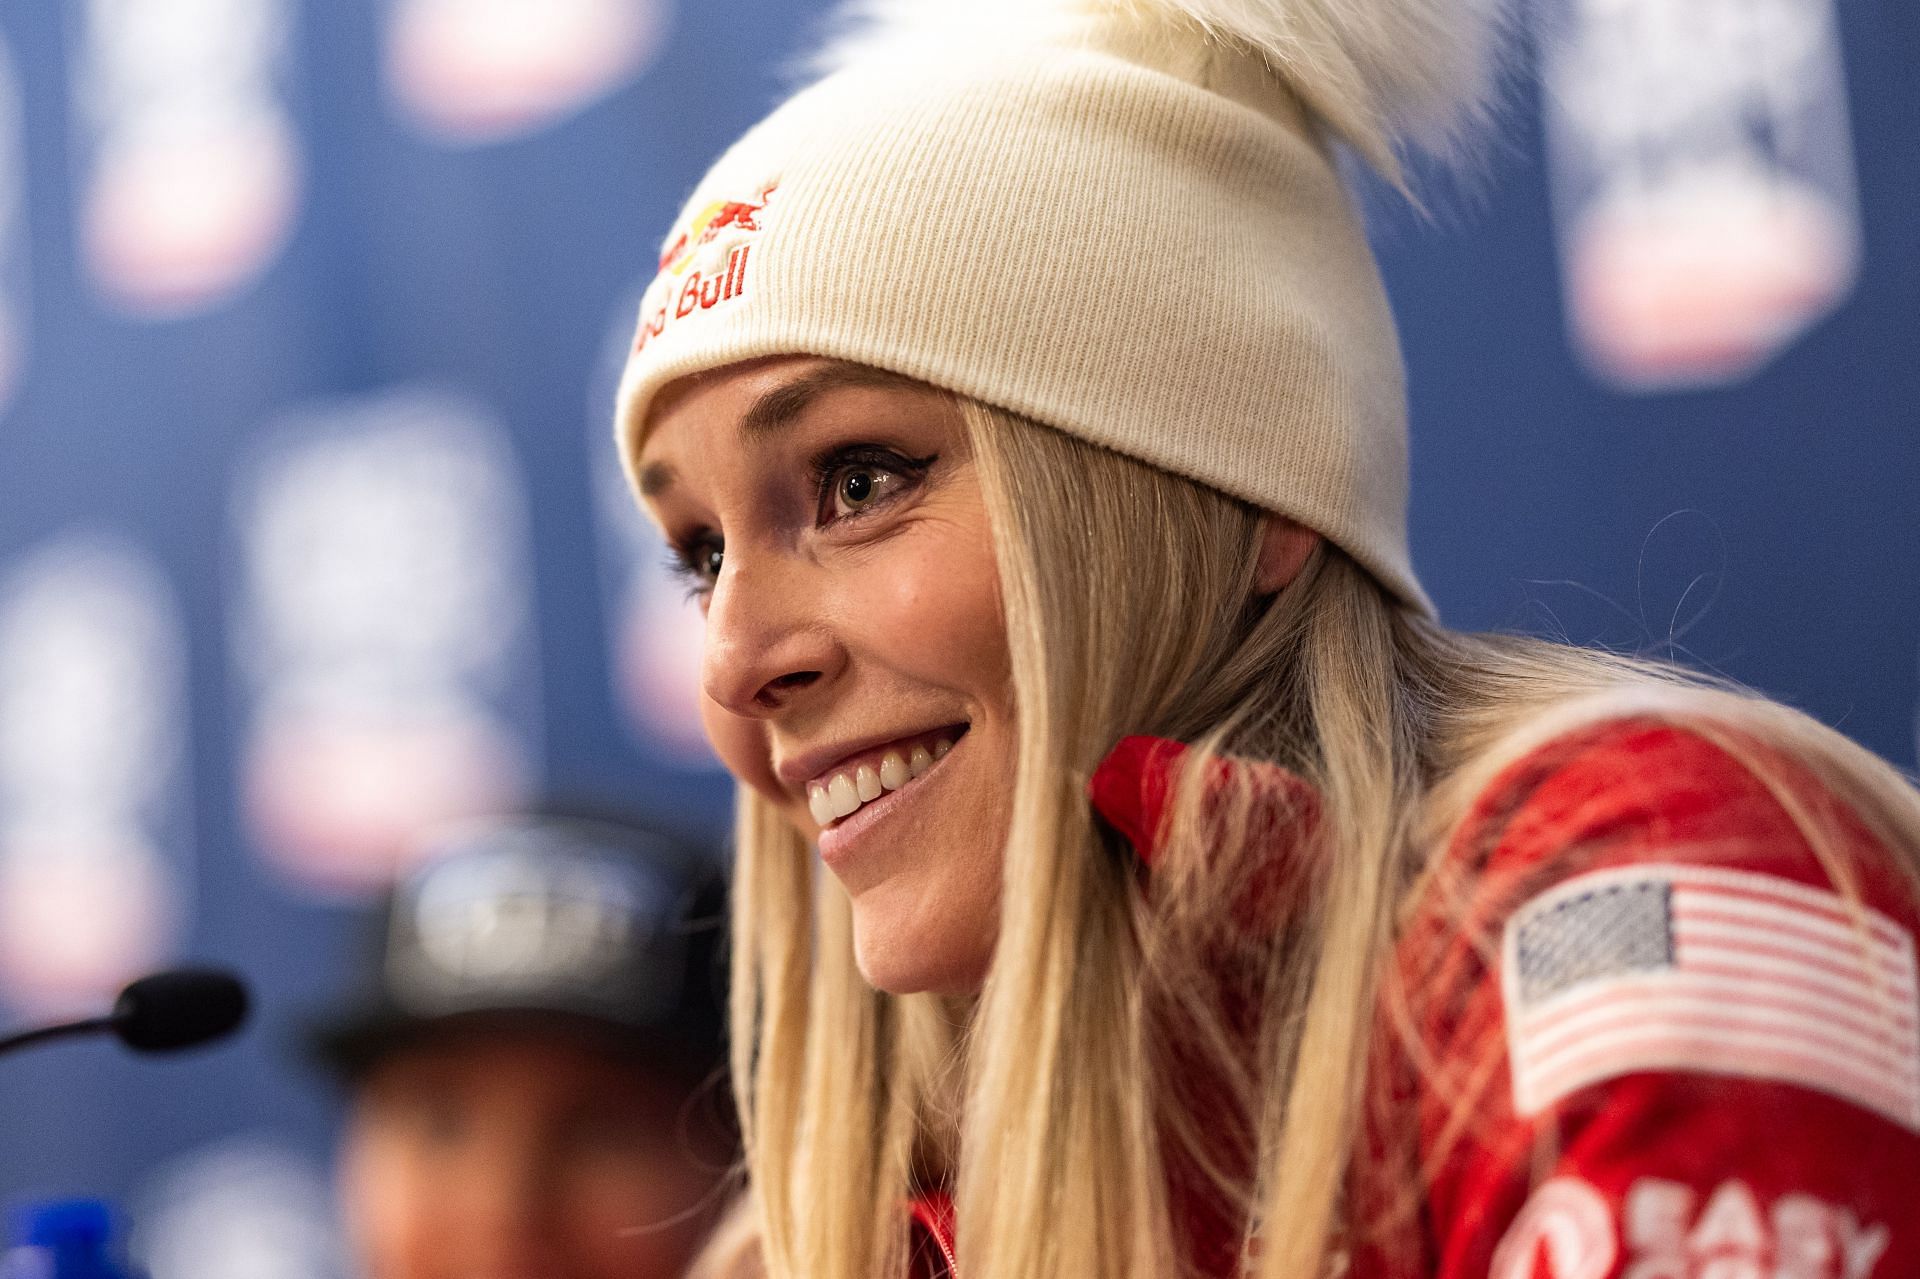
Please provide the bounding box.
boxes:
[0,1,1911,1272]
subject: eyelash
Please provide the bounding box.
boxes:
[662,536,724,600]
[662,444,937,596]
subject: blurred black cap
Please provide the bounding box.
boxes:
[308,810,725,1083]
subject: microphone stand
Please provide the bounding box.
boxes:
[0,1017,114,1055]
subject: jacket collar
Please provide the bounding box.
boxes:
[1088,735,1319,866]
[1089,734,1320,933]
[908,1191,957,1279]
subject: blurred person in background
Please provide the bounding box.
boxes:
[309,811,733,1279]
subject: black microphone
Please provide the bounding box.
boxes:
[0,967,250,1056]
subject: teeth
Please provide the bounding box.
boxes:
[828,773,860,818]
[810,734,963,828]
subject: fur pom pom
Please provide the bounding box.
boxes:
[803,0,1512,178]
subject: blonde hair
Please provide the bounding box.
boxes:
[709,398,1920,1279]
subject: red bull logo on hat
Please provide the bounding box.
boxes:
[632,180,777,356]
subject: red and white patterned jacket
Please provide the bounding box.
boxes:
[906,718,1920,1279]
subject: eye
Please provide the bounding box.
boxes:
[829,464,894,517]
[814,446,936,523]
[664,532,724,596]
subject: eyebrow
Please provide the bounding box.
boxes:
[637,362,927,499]
[739,362,925,436]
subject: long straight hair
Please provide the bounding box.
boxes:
[711,398,1920,1279]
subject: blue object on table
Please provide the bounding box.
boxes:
[1,1200,142,1279]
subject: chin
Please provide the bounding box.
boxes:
[848,882,994,996]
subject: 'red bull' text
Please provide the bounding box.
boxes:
[632,244,752,355]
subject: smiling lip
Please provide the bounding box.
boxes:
[814,732,964,875]
[778,723,969,796]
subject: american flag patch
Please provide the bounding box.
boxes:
[1501,863,1920,1129]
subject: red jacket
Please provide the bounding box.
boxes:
[907,719,1920,1278]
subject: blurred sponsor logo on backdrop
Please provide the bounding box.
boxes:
[0,535,187,1017]
[135,1136,347,1279]
[1537,0,1860,391]
[0,35,26,413]
[74,0,303,317]
[588,288,714,764]
[384,0,671,145]
[230,387,541,898]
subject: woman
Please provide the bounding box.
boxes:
[614,1,1920,1276]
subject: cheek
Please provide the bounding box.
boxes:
[699,696,816,835]
[837,516,1011,995]
[699,695,788,804]
[845,522,1008,698]
[339,1119,430,1279]
[564,1157,708,1279]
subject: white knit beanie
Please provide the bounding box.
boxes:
[615,0,1508,616]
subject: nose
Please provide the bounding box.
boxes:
[700,553,843,717]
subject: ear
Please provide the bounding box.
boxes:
[1254,516,1321,595]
